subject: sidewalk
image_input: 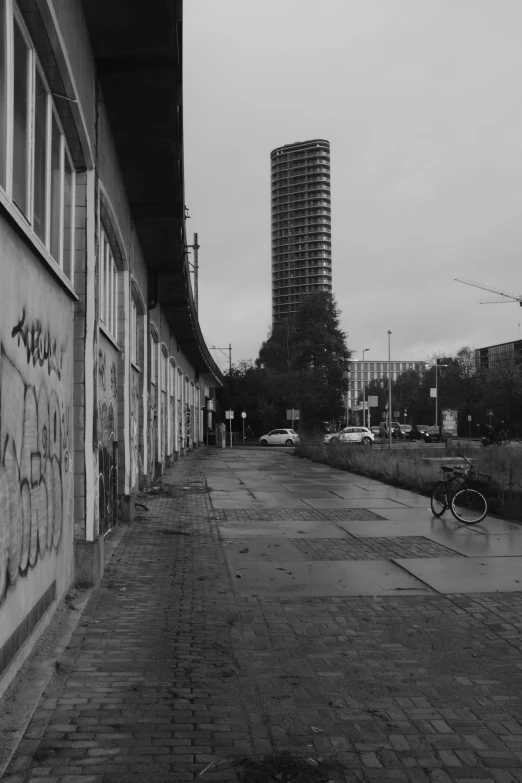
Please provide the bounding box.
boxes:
[3,447,522,783]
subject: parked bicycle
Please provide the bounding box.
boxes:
[430,455,489,524]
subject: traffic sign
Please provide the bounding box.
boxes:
[225,410,234,419]
[468,415,472,421]
[430,388,437,398]
[487,409,494,417]
[241,412,247,419]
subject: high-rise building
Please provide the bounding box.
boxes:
[270,139,332,322]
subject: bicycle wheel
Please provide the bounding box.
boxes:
[451,488,487,525]
[430,481,447,517]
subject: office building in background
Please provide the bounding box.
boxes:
[270,139,332,322]
[347,359,426,423]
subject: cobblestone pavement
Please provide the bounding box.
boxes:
[4,447,522,783]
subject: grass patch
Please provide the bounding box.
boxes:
[296,437,522,521]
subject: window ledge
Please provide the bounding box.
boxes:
[99,322,120,351]
[0,190,78,301]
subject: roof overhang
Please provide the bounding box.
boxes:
[81,0,222,386]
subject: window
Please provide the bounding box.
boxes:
[150,333,157,385]
[50,111,62,260]
[0,0,6,188]
[99,226,118,340]
[12,16,30,214]
[161,347,167,391]
[33,67,47,242]
[130,297,138,365]
[0,3,76,280]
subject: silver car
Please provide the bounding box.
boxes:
[259,429,299,447]
[324,426,374,445]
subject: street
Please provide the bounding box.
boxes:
[3,446,522,783]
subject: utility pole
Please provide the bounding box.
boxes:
[210,344,232,374]
[388,331,392,450]
[362,348,370,428]
[186,233,200,310]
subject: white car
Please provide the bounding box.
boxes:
[259,429,300,447]
[324,426,374,446]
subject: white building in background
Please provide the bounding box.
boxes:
[347,360,426,423]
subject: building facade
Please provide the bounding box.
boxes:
[270,139,332,322]
[475,340,522,375]
[0,0,222,692]
[347,360,426,422]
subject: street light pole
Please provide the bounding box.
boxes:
[435,361,438,428]
[388,331,392,450]
[362,348,370,428]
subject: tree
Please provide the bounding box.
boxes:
[255,292,351,427]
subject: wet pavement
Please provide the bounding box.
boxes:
[3,446,522,783]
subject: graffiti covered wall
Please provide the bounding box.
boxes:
[130,368,140,489]
[0,230,73,650]
[97,338,118,535]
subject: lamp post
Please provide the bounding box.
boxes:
[362,348,370,428]
[434,358,449,430]
[435,361,439,428]
[388,331,392,450]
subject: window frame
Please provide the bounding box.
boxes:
[98,223,118,342]
[0,0,76,283]
[130,296,138,367]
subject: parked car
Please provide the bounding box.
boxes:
[324,426,374,445]
[409,424,430,441]
[259,429,299,447]
[399,424,412,439]
[425,426,454,442]
[379,421,402,439]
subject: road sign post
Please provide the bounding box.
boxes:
[286,409,300,430]
[241,411,246,442]
[225,410,234,447]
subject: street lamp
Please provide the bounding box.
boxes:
[362,348,370,428]
[434,358,449,428]
[388,331,392,450]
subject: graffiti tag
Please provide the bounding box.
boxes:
[98,349,106,391]
[0,347,66,604]
[11,310,63,380]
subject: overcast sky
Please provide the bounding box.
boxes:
[183,0,522,373]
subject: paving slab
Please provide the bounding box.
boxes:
[469,517,522,535]
[237,493,310,508]
[335,517,486,539]
[230,559,434,596]
[222,538,307,564]
[302,496,410,509]
[217,519,349,538]
[395,555,522,593]
[422,533,522,557]
[366,505,436,520]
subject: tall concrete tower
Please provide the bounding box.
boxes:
[270,139,332,322]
